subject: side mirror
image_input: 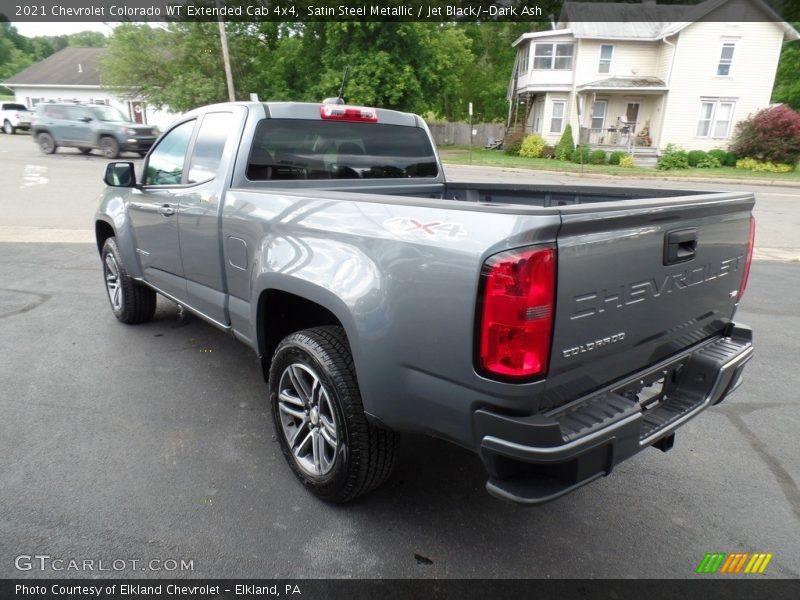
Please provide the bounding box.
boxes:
[104,162,136,188]
[80,116,93,123]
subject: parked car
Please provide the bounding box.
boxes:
[0,102,31,134]
[95,101,755,504]
[30,102,157,158]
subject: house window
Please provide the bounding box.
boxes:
[550,101,566,133]
[519,44,529,74]
[696,99,736,138]
[591,99,607,130]
[599,44,614,73]
[717,42,735,76]
[534,43,574,70]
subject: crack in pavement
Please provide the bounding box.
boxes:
[0,287,52,320]
[718,402,800,528]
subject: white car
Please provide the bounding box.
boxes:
[1,102,32,134]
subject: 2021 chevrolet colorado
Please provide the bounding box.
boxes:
[95,101,755,504]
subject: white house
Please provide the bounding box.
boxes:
[2,47,177,129]
[508,0,800,158]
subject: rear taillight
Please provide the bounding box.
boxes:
[477,246,556,380]
[320,104,378,123]
[738,216,755,300]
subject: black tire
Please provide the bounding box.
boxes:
[3,120,15,135]
[100,136,120,159]
[78,147,92,155]
[101,237,156,324]
[269,326,398,503]
[37,132,56,154]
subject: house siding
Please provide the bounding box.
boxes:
[660,1,785,150]
[574,40,660,85]
[12,85,177,129]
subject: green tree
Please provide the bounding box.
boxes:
[68,31,108,47]
[772,25,800,110]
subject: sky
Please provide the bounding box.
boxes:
[11,21,120,37]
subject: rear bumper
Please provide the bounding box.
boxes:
[474,323,753,505]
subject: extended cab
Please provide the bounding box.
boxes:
[95,102,755,504]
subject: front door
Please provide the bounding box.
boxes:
[127,118,197,302]
[626,103,640,133]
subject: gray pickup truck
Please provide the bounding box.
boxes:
[95,101,755,505]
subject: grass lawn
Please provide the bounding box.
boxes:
[439,146,800,182]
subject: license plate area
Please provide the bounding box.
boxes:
[614,360,689,413]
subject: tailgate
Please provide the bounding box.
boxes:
[544,192,754,407]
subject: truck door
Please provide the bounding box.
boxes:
[176,109,243,325]
[127,118,197,302]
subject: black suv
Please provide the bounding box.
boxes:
[31,103,158,158]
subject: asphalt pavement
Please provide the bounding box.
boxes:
[0,132,798,579]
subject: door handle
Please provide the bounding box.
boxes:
[664,228,697,265]
[158,204,175,217]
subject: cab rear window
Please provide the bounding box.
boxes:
[246,119,438,180]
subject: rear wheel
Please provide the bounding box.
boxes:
[100,136,120,159]
[3,120,15,135]
[101,237,156,324]
[37,132,56,154]
[269,326,398,503]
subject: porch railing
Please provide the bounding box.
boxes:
[578,126,653,148]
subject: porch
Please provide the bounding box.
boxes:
[576,77,667,156]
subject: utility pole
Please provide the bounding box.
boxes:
[216,0,235,102]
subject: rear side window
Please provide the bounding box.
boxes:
[188,112,233,184]
[145,120,196,185]
[246,119,438,180]
[43,105,69,119]
[3,103,27,111]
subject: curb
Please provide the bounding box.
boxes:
[442,162,800,189]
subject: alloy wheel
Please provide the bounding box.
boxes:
[277,363,339,477]
[103,252,123,311]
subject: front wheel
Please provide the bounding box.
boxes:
[100,136,120,159]
[269,326,398,503]
[37,132,56,154]
[101,237,156,324]
[3,120,15,135]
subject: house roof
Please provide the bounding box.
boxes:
[3,47,106,87]
[659,0,800,40]
[577,76,668,91]
[560,2,688,40]
[558,0,800,42]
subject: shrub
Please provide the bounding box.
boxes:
[571,145,591,163]
[608,150,626,165]
[735,157,795,173]
[555,124,575,160]
[687,150,708,167]
[519,133,546,158]
[619,155,635,168]
[723,151,738,167]
[708,149,728,165]
[589,149,607,164]
[541,144,556,159]
[730,105,800,165]
[504,132,524,156]
[657,144,690,170]
[696,155,722,168]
